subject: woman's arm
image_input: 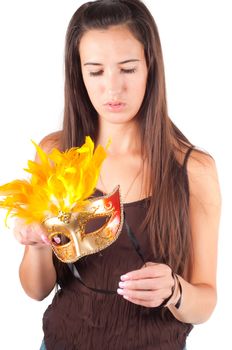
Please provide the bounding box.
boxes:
[117,151,221,324]
[15,220,57,301]
[168,151,221,323]
[15,132,62,301]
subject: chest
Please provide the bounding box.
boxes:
[96,154,149,203]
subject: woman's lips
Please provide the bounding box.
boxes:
[104,102,126,112]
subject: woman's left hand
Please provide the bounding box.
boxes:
[117,262,175,307]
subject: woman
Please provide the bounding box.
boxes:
[15,1,221,349]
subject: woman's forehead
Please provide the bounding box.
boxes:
[79,26,144,62]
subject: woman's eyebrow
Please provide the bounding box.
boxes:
[83,59,140,66]
[119,59,140,64]
[83,62,102,66]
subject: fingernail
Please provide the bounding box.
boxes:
[53,236,61,244]
[118,281,125,288]
[120,274,129,281]
[117,288,124,295]
[41,234,50,245]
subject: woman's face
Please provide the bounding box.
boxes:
[79,25,148,125]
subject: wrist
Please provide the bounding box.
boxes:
[172,275,182,309]
[28,243,51,252]
[168,274,182,308]
[163,273,182,309]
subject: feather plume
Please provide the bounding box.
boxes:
[0,137,107,223]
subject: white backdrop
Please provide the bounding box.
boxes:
[0,1,231,349]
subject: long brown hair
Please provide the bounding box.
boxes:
[62,0,193,276]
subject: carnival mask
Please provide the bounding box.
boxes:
[43,186,123,263]
[0,137,124,263]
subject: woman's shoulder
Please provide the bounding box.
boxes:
[175,143,215,173]
[175,144,221,205]
[38,130,62,154]
[186,148,217,181]
[185,148,221,207]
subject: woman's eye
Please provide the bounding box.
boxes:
[89,68,136,77]
[121,68,136,74]
[89,70,103,76]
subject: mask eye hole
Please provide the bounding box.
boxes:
[51,233,70,246]
[85,216,110,234]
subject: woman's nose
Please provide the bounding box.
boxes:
[105,70,124,96]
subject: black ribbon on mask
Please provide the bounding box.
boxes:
[67,211,145,294]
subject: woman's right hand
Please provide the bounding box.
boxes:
[14,218,57,300]
[13,218,50,248]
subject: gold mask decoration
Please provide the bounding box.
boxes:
[43,186,123,263]
[0,137,123,263]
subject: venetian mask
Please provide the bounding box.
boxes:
[43,187,123,263]
[0,137,125,264]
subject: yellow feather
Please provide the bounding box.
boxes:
[0,137,107,223]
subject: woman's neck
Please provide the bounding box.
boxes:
[96,119,142,156]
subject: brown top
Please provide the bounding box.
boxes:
[42,148,194,350]
[43,198,193,349]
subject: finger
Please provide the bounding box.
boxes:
[40,234,51,245]
[15,228,49,246]
[122,295,165,308]
[16,233,39,246]
[14,220,49,244]
[118,276,170,291]
[14,230,30,245]
[121,263,170,281]
[117,287,170,302]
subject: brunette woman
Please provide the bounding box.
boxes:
[14,1,221,349]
